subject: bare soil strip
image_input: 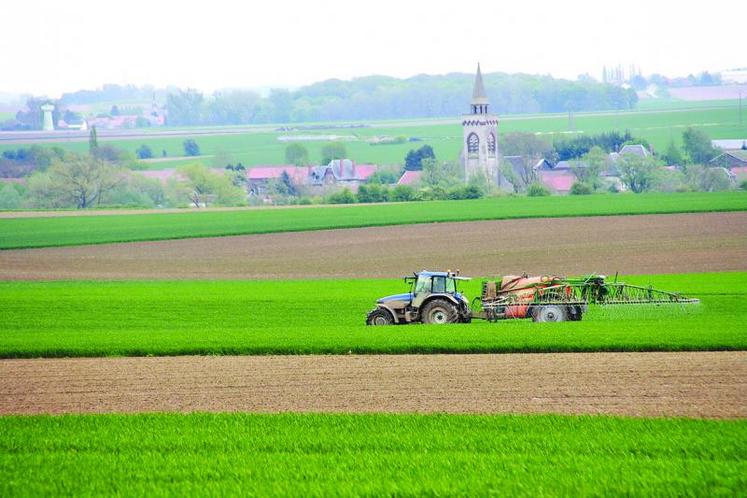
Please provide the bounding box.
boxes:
[2,212,745,280]
[1,352,744,418]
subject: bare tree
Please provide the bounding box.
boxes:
[48,156,124,208]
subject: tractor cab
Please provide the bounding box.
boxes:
[367,270,472,325]
[407,271,463,308]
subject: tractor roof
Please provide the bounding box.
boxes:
[411,270,471,280]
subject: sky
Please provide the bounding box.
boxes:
[1,0,744,98]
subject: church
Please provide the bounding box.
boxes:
[462,64,499,185]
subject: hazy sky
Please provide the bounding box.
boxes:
[3,0,743,97]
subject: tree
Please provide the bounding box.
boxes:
[175,164,245,207]
[183,139,200,156]
[662,139,684,166]
[320,142,347,165]
[88,126,98,152]
[420,158,461,188]
[0,184,22,209]
[367,168,400,184]
[404,145,435,171]
[571,146,606,189]
[618,154,660,193]
[268,170,299,197]
[686,165,733,192]
[166,89,204,126]
[390,184,415,202]
[136,144,153,159]
[45,155,124,208]
[285,143,309,166]
[682,128,718,164]
[500,132,554,160]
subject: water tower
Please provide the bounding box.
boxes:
[41,103,55,131]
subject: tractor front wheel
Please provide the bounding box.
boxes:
[532,305,568,323]
[421,299,459,324]
[366,308,395,326]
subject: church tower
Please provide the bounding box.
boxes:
[462,63,499,183]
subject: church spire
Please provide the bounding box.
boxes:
[471,63,489,114]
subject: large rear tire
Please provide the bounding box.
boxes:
[532,304,567,323]
[421,299,459,325]
[366,308,394,326]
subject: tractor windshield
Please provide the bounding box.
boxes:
[432,276,456,294]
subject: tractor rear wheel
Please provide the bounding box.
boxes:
[532,304,568,323]
[366,308,394,326]
[421,299,459,324]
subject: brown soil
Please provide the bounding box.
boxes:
[0,352,744,418]
[2,212,745,280]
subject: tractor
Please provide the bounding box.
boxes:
[366,271,472,325]
[366,270,699,325]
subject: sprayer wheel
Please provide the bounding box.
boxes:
[533,305,568,323]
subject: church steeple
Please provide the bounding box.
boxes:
[470,63,489,114]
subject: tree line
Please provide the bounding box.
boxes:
[167,72,637,125]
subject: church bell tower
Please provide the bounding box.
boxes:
[462,63,499,184]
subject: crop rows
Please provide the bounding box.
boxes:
[2,192,746,249]
[0,272,744,358]
[1,412,744,496]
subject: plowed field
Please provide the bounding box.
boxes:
[2,352,744,418]
[1,212,745,279]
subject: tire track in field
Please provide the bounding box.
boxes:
[1,352,744,418]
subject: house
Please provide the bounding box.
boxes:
[538,169,575,194]
[246,165,308,195]
[397,170,422,185]
[501,156,575,194]
[308,159,377,189]
[710,150,747,169]
[246,160,378,195]
[618,144,650,158]
[136,168,227,185]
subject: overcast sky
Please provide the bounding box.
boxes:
[2,0,743,97]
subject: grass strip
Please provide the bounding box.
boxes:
[1,191,745,249]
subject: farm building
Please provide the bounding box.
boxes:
[309,159,377,187]
[246,159,378,195]
[247,166,307,195]
[397,170,422,185]
[710,150,747,169]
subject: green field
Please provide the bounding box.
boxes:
[1,412,744,496]
[2,191,746,249]
[1,103,745,169]
[0,272,744,358]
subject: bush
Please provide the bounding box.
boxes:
[183,139,200,156]
[357,184,389,203]
[527,183,550,197]
[740,179,747,191]
[0,184,23,209]
[326,188,356,204]
[390,184,416,202]
[415,186,448,201]
[298,197,312,205]
[447,185,484,200]
[570,182,593,195]
[136,144,153,159]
